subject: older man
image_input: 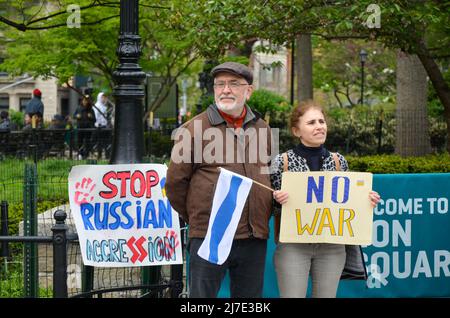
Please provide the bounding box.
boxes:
[166,62,273,298]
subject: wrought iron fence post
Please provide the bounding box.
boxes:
[52,209,68,298]
[69,127,74,159]
[81,264,94,297]
[377,110,384,154]
[23,163,38,298]
[0,201,9,259]
[29,144,37,165]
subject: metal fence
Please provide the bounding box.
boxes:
[0,127,174,162]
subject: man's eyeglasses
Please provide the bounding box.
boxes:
[213,81,248,90]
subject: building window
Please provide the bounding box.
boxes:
[20,97,31,112]
[61,98,69,117]
[0,95,9,111]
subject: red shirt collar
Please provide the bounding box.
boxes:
[218,107,247,129]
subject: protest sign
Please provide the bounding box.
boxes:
[68,164,183,267]
[279,171,373,245]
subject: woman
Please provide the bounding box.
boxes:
[92,92,111,158]
[73,96,96,159]
[93,92,109,128]
[271,100,380,298]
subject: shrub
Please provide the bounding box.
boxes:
[9,110,25,130]
[190,89,292,123]
[346,153,450,173]
[325,105,447,155]
[246,89,291,118]
[144,131,173,159]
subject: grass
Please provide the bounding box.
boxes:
[0,158,108,204]
[0,255,53,298]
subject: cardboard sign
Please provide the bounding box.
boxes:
[279,171,373,245]
[68,164,183,267]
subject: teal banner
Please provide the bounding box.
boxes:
[218,173,450,297]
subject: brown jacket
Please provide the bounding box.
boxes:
[166,104,273,239]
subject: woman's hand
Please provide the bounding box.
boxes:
[273,190,289,205]
[369,191,381,208]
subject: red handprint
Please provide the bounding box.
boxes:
[74,177,96,205]
[162,230,180,259]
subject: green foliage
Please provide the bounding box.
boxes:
[6,199,67,236]
[0,268,24,298]
[428,99,445,118]
[0,158,104,204]
[326,105,396,155]
[429,118,448,153]
[191,89,292,121]
[0,0,203,112]
[246,89,291,117]
[0,2,119,86]
[325,104,447,155]
[9,110,24,130]
[144,131,173,159]
[0,260,53,297]
[313,39,396,107]
[219,56,249,66]
[5,198,66,259]
[427,68,450,118]
[326,107,348,121]
[347,153,450,174]
[198,95,215,115]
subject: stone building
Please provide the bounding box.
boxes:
[251,41,291,100]
[0,74,71,123]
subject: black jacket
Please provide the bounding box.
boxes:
[74,106,96,128]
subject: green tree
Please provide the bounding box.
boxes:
[185,0,450,151]
[313,38,396,108]
[0,0,202,114]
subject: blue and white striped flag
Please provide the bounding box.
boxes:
[197,168,253,265]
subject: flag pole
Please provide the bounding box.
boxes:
[217,167,274,192]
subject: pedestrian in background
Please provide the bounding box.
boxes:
[25,88,44,128]
[73,95,96,159]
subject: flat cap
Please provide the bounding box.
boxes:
[211,62,253,84]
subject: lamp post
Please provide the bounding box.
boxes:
[85,76,94,100]
[81,0,159,295]
[113,0,162,293]
[110,0,146,164]
[82,0,160,297]
[87,76,93,90]
[359,49,367,106]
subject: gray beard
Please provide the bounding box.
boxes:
[216,92,247,115]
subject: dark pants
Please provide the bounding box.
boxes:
[188,237,267,298]
[77,130,92,159]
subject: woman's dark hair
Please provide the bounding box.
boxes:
[81,96,92,107]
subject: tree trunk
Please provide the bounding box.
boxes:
[395,51,432,156]
[296,34,313,102]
